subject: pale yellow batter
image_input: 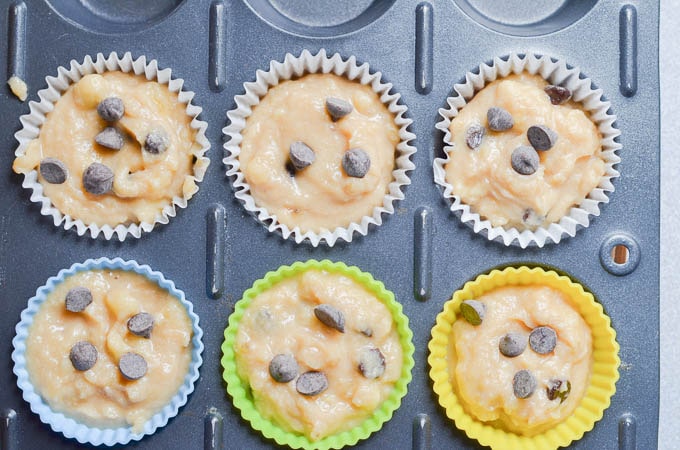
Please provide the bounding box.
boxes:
[239,74,400,233]
[234,269,403,440]
[13,72,202,227]
[25,270,193,432]
[449,285,592,435]
[446,74,604,230]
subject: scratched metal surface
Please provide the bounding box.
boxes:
[0,1,659,449]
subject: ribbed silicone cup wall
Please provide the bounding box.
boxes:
[0,0,658,449]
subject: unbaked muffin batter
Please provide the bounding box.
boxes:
[234,269,403,440]
[446,73,604,230]
[238,74,400,233]
[449,285,592,435]
[13,72,202,227]
[25,270,193,432]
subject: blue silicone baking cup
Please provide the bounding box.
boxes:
[11,257,204,446]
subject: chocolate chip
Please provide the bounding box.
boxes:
[296,371,328,396]
[144,129,169,154]
[65,286,93,312]
[513,370,537,399]
[544,85,572,105]
[358,346,385,379]
[119,352,147,380]
[39,158,68,184]
[127,312,154,339]
[360,327,373,337]
[522,208,544,228]
[97,97,125,122]
[487,106,514,131]
[460,300,485,326]
[95,127,124,150]
[342,148,370,178]
[314,304,345,333]
[69,341,97,371]
[511,146,540,175]
[499,332,527,358]
[527,125,558,151]
[269,354,299,383]
[529,326,557,354]
[546,379,571,403]
[465,124,485,149]
[289,141,315,170]
[83,162,114,195]
[326,97,353,122]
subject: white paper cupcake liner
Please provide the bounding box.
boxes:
[13,52,211,241]
[434,53,621,248]
[11,257,204,447]
[223,49,416,247]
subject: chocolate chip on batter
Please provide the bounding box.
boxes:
[513,369,537,399]
[39,158,68,184]
[342,148,370,178]
[127,312,154,339]
[65,286,93,312]
[289,141,316,171]
[487,106,514,131]
[544,85,572,105]
[314,304,345,333]
[522,208,544,228]
[296,371,328,396]
[529,326,557,354]
[95,126,125,150]
[546,379,571,403]
[460,300,485,326]
[358,346,385,379]
[69,341,98,371]
[360,327,373,337]
[269,354,299,383]
[97,97,125,122]
[465,124,486,149]
[119,352,148,380]
[511,146,540,175]
[499,332,527,358]
[83,162,114,195]
[527,125,558,151]
[326,97,353,122]
[144,129,169,154]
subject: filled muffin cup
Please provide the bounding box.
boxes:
[434,52,621,248]
[221,259,415,449]
[13,52,211,241]
[11,257,204,446]
[223,49,416,247]
[428,266,619,450]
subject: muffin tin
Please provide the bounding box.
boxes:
[0,0,659,449]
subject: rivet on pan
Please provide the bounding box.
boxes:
[599,233,640,276]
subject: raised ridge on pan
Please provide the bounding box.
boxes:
[434,52,621,248]
[11,257,204,446]
[13,51,211,241]
[223,49,416,247]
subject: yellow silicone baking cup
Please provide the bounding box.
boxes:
[428,266,619,450]
[222,260,414,449]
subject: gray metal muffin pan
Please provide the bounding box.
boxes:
[0,0,659,449]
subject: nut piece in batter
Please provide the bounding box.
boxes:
[238,73,400,233]
[449,285,593,436]
[25,269,193,432]
[234,269,404,441]
[445,73,605,231]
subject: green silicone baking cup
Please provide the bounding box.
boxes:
[221,259,414,449]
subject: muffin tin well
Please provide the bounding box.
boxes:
[0,0,659,449]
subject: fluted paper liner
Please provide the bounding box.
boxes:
[428,266,619,450]
[11,258,204,446]
[434,53,621,248]
[13,52,211,241]
[221,260,415,449]
[223,49,416,247]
